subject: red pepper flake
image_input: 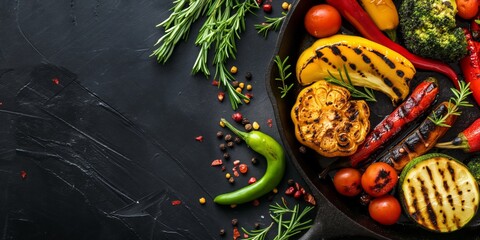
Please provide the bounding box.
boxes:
[233,227,241,240]
[238,163,248,174]
[195,136,204,142]
[171,200,182,206]
[232,112,243,123]
[20,170,27,180]
[293,190,303,199]
[248,177,257,185]
[211,80,219,86]
[251,199,260,206]
[304,193,317,206]
[233,160,240,166]
[245,93,254,99]
[243,233,249,238]
[52,77,60,85]
[211,159,223,166]
[285,186,295,195]
[267,118,273,128]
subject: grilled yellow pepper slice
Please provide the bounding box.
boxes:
[359,0,399,41]
[296,34,415,105]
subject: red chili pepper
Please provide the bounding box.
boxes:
[320,78,439,177]
[459,28,480,106]
[326,0,460,88]
[436,118,480,153]
[211,159,223,166]
[471,13,480,40]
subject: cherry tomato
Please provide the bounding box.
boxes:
[368,195,402,225]
[333,168,362,197]
[304,4,342,38]
[361,162,398,197]
[456,0,479,19]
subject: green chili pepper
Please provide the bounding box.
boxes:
[214,118,286,205]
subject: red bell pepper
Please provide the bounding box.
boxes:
[325,0,460,89]
[459,28,480,106]
[436,118,480,153]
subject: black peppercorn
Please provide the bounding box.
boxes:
[245,72,252,80]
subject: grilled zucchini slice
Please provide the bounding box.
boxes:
[399,153,479,233]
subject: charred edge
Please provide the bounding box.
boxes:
[403,131,422,153]
[411,181,425,223]
[420,178,440,231]
[372,49,396,69]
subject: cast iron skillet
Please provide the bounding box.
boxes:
[266,0,480,239]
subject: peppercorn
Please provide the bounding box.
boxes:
[235,87,242,93]
[223,152,230,160]
[231,112,243,123]
[244,98,250,104]
[246,84,252,91]
[251,157,258,165]
[217,92,225,102]
[230,66,238,74]
[232,80,239,88]
[239,82,245,89]
[231,218,238,226]
[254,223,261,229]
[287,179,295,186]
[239,163,248,174]
[272,188,278,194]
[199,197,206,205]
[241,118,250,125]
[234,136,242,144]
[219,229,225,236]
[225,173,231,179]
[216,131,224,138]
[227,141,234,148]
[299,146,307,154]
[245,72,252,80]
[252,121,260,130]
[219,143,226,152]
[244,123,253,131]
[229,177,235,184]
[281,2,290,10]
[219,121,225,128]
[224,134,233,141]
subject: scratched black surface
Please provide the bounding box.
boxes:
[0,0,328,240]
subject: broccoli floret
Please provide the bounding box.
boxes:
[467,158,480,183]
[399,0,467,63]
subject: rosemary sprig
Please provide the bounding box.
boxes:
[242,199,314,240]
[151,0,258,110]
[429,80,473,127]
[255,12,287,38]
[324,66,377,102]
[274,55,294,98]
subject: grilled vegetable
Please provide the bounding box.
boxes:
[376,101,457,172]
[399,153,479,232]
[296,34,415,105]
[436,118,480,153]
[319,78,439,178]
[326,0,461,88]
[467,157,480,183]
[291,80,371,157]
[359,0,399,41]
[459,28,480,106]
[350,77,439,167]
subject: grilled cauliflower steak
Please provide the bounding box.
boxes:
[291,80,371,157]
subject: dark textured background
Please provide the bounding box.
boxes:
[0,0,324,239]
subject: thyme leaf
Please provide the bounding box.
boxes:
[274,55,294,98]
[324,66,377,102]
[429,80,473,127]
[255,12,287,38]
[242,199,314,240]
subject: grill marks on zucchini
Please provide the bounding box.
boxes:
[400,154,480,233]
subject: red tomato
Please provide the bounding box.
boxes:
[368,195,402,225]
[456,0,479,19]
[333,168,362,197]
[361,162,398,197]
[304,4,342,38]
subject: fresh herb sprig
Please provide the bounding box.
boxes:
[324,66,377,102]
[242,199,314,240]
[429,80,473,127]
[255,12,287,38]
[274,55,294,98]
[151,0,259,110]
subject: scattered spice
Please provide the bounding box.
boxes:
[223,152,231,160]
[219,120,226,128]
[225,173,231,179]
[230,66,238,74]
[299,146,307,154]
[251,157,258,165]
[216,131,224,138]
[232,112,243,123]
[252,121,260,130]
[171,200,182,206]
[199,197,206,205]
[246,84,253,91]
[241,118,250,125]
[252,199,260,206]
[195,136,204,142]
[285,186,295,195]
[219,228,226,236]
[263,3,272,13]
[238,163,248,174]
[227,141,235,148]
[267,118,273,127]
[239,82,245,89]
[225,134,233,141]
[233,227,241,240]
[245,123,253,132]
[234,136,242,144]
[218,92,225,102]
[282,2,290,10]
[232,81,240,88]
[272,188,278,194]
[212,80,219,86]
[211,159,223,166]
[231,218,239,226]
[245,92,254,99]
[245,72,253,80]
[248,177,257,185]
[219,143,227,151]
[233,160,241,166]
[229,177,235,184]
[20,170,27,180]
[52,77,60,85]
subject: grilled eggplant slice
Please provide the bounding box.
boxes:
[291,80,370,157]
[399,153,479,233]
